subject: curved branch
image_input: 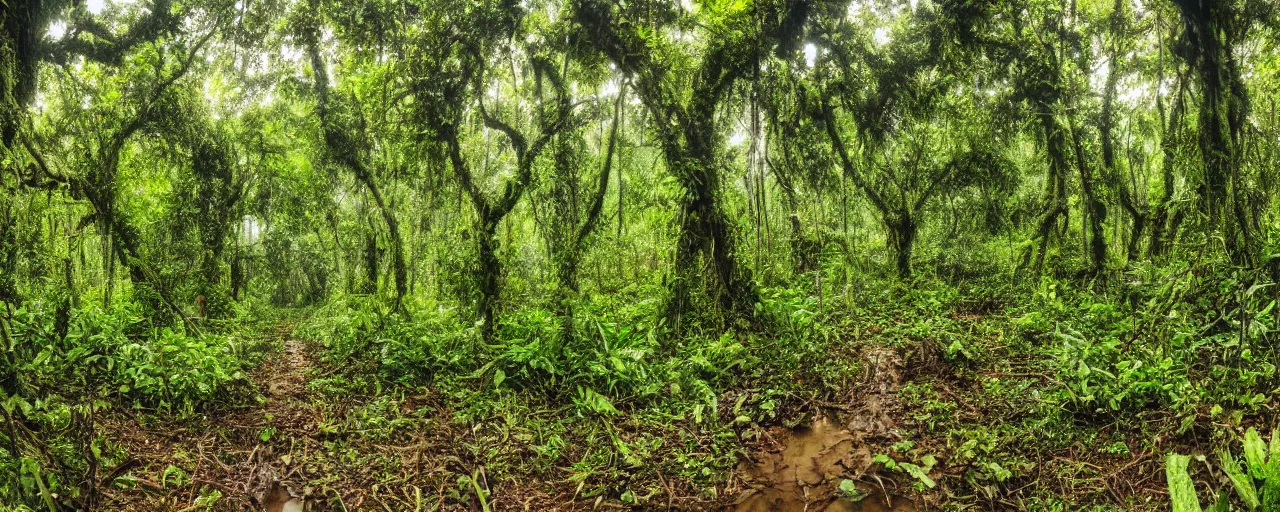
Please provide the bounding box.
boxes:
[821,98,890,215]
[575,83,627,251]
[41,0,181,66]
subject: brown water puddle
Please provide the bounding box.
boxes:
[732,417,916,511]
[733,346,917,511]
[263,480,304,512]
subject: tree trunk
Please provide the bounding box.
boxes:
[363,229,379,295]
[1070,120,1107,276]
[355,169,408,311]
[1099,8,1145,265]
[1026,109,1071,277]
[475,219,500,342]
[306,35,408,313]
[887,212,917,278]
[666,155,758,327]
[1173,0,1254,264]
[1149,79,1185,257]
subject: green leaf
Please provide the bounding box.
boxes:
[1221,449,1260,510]
[838,479,863,500]
[874,453,897,470]
[1261,472,1280,512]
[1167,454,1203,512]
[1269,428,1280,481]
[1207,492,1230,512]
[493,368,506,389]
[1244,428,1268,479]
[898,462,936,489]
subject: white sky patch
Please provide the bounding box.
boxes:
[81,95,92,110]
[665,27,695,44]
[47,21,67,40]
[242,215,263,244]
[279,45,303,63]
[86,0,105,15]
[847,0,865,18]
[260,86,275,108]
[729,130,748,147]
[873,27,891,46]
[601,79,619,97]
[804,43,817,68]
[1130,0,1145,18]
[202,77,218,109]
[1118,83,1146,106]
[1089,58,1110,92]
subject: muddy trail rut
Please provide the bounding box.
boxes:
[731,346,921,512]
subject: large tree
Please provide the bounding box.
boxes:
[573,0,809,328]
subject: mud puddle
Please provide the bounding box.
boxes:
[732,417,916,511]
[732,345,917,511]
[263,480,305,512]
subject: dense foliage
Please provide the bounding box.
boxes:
[2,0,1279,510]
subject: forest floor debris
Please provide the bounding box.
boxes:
[85,297,1188,511]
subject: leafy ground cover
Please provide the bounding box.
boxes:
[6,256,1273,511]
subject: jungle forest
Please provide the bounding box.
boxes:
[2,0,1280,510]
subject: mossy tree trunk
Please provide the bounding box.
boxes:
[574,0,809,328]
[1172,0,1257,264]
[304,31,408,314]
[441,58,574,341]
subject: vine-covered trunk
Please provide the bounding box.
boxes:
[1070,120,1107,276]
[363,230,380,295]
[1174,0,1255,264]
[1099,21,1144,264]
[475,219,500,342]
[357,171,408,312]
[555,252,579,342]
[667,154,757,327]
[0,0,41,149]
[1149,80,1185,258]
[1027,110,1070,277]
[886,212,917,278]
[305,33,408,313]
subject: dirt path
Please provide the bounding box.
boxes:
[265,334,311,399]
[99,327,932,511]
[101,322,321,511]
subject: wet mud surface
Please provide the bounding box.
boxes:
[732,345,919,512]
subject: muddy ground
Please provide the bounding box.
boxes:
[95,318,1165,511]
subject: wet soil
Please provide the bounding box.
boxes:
[732,345,919,512]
